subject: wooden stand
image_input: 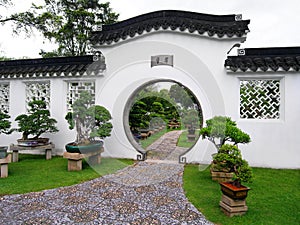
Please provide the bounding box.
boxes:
[10,143,55,162]
[219,194,248,217]
[63,147,104,171]
[0,154,11,178]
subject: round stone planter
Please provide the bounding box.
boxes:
[0,146,8,159]
[65,141,104,154]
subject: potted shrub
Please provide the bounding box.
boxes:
[216,144,253,216]
[200,116,251,181]
[14,99,58,146]
[215,144,253,196]
[65,91,112,154]
[182,109,201,141]
[0,111,12,158]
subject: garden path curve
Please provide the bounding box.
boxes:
[0,131,212,224]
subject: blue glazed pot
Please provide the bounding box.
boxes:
[65,141,103,154]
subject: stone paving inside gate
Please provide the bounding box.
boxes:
[146,130,188,161]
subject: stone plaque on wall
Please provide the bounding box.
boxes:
[151,55,174,67]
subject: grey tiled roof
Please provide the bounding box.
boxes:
[90,10,250,45]
[225,47,300,72]
[0,55,105,79]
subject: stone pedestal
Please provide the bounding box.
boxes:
[63,148,104,171]
[219,194,248,217]
[0,154,11,178]
[10,143,55,162]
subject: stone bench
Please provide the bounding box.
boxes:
[0,154,11,178]
[63,147,104,171]
[10,143,55,162]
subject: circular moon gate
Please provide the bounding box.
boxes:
[124,80,203,161]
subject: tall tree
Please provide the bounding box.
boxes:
[2,0,118,57]
[0,0,11,7]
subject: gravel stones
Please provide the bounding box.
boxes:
[0,130,213,224]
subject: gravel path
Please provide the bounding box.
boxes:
[146,130,188,162]
[0,131,213,224]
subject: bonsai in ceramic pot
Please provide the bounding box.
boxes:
[217,144,253,216]
[65,91,112,154]
[0,111,12,158]
[182,109,201,141]
[14,99,58,146]
[200,116,251,181]
[215,144,253,192]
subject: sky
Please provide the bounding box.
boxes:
[0,0,299,58]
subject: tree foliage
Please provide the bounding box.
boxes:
[0,0,11,8]
[212,144,253,185]
[15,99,58,140]
[3,0,119,57]
[129,83,203,132]
[200,116,251,151]
[0,110,11,135]
[65,91,112,144]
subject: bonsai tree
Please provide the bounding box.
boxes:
[65,91,112,145]
[182,109,201,134]
[15,99,58,140]
[213,144,253,187]
[0,110,12,157]
[0,111,12,136]
[200,116,250,151]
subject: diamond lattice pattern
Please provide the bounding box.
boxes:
[67,81,95,111]
[26,82,50,111]
[240,80,280,119]
[0,83,10,114]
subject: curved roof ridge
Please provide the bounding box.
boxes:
[90,10,250,45]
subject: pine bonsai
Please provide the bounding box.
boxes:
[0,110,11,157]
[0,111,11,135]
[14,99,58,140]
[200,116,250,151]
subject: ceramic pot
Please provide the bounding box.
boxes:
[220,182,250,200]
[65,141,104,154]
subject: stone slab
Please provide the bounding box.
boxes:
[0,154,11,164]
[10,143,54,162]
[67,158,82,171]
[219,201,248,217]
[0,154,11,178]
[221,194,246,207]
[63,148,104,171]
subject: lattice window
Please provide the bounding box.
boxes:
[240,80,280,119]
[67,81,95,111]
[0,83,10,114]
[25,82,51,110]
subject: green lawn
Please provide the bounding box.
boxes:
[0,154,133,196]
[183,164,300,225]
[140,129,168,149]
